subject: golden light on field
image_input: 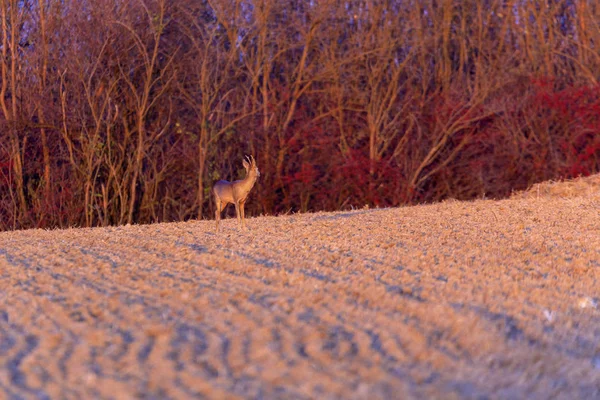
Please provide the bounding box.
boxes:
[0,176,599,398]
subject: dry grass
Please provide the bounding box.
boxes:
[512,173,600,200]
[0,181,600,398]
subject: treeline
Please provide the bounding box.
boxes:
[1,0,599,230]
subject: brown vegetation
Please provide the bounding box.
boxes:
[1,0,600,230]
[512,173,600,199]
[1,182,599,398]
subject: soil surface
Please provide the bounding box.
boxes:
[1,190,600,399]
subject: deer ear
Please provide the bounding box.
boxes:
[243,159,250,170]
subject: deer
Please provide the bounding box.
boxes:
[213,155,260,232]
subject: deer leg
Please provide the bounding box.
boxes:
[234,201,242,229]
[215,199,222,233]
[240,200,246,229]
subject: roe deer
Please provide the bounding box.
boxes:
[213,155,260,232]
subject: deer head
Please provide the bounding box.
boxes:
[242,155,260,178]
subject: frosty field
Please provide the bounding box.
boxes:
[1,183,600,399]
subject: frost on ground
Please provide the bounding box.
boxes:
[0,179,600,399]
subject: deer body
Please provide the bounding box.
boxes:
[213,155,260,232]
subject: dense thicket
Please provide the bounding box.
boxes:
[0,0,599,230]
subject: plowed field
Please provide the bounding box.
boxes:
[1,189,600,398]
